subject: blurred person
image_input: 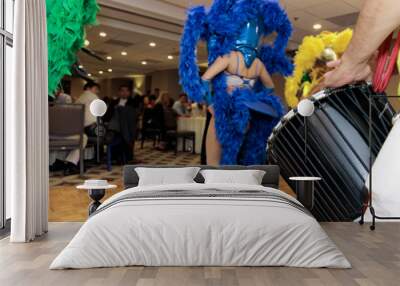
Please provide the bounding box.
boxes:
[106,85,141,162]
[143,95,150,107]
[322,0,400,88]
[191,102,206,117]
[54,88,72,104]
[76,82,100,135]
[141,95,158,136]
[172,93,191,116]
[154,88,160,98]
[146,95,157,108]
[105,85,143,118]
[50,82,100,174]
[154,93,177,150]
[111,85,137,107]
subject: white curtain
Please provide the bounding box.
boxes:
[8,0,49,242]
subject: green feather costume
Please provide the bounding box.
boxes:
[46,0,99,95]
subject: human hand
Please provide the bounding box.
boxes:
[321,55,373,89]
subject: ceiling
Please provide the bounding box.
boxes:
[80,0,365,79]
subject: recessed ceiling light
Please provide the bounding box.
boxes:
[99,71,104,74]
[313,23,322,30]
[88,73,92,77]
[84,39,90,46]
[108,69,113,72]
[78,65,83,69]
[141,61,147,65]
[167,55,174,60]
[121,51,127,56]
[106,56,112,60]
[99,32,107,37]
[149,42,156,47]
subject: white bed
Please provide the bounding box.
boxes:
[50,182,350,269]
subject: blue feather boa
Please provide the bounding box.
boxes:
[179,0,292,165]
[179,6,207,103]
[212,75,285,165]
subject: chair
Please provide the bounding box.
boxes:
[49,104,85,176]
[141,108,161,148]
[164,108,195,154]
[140,128,161,148]
[87,132,104,164]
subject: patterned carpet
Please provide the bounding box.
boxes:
[50,141,201,188]
[49,141,201,221]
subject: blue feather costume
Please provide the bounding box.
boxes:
[179,0,293,165]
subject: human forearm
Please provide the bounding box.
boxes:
[344,0,400,64]
[201,56,229,81]
[322,0,400,88]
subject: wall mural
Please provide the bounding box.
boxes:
[46,0,99,95]
[179,0,293,165]
[284,29,353,108]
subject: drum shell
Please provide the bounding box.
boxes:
[269,84,394,221]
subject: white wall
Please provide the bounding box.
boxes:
[147,69,182,99]
[97,78,134,99]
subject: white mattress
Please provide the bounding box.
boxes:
[50,183,350,269]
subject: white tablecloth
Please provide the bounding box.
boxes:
[177,117,206,154]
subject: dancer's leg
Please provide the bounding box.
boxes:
[206,106,222,165]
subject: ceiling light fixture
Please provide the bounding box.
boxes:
[141,61,147,65]
[88,73,92,77]
[84,39,90,46]
[106,56,112,60]
[149,42,156,47]
[108,69,113,72]
[99,32,107,37]
[167,55,174,60]
[313,23,322,30]
[78,65,83,69]
[99,71,104,74]
[121,51,127,56]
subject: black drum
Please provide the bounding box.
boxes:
[268,83,395,221]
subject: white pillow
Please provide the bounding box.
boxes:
[135,167,201,186]
[200,169,266,185]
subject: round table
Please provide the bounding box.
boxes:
[77,183,117,215]
[177,116,206,154]
[289,177,322,211]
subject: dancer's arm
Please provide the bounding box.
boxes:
[259,64,275,88]
[202,56,230,80]
[323,0,400,88]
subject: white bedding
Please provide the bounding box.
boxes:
[50,183,350,269]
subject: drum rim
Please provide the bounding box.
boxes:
[268,82,377,144]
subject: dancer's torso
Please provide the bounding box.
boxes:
[225,51,260,92]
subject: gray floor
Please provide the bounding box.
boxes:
[0,222,399,286]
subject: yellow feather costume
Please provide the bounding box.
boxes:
[285,29,353,108]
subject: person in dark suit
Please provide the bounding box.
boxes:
[106,85,142,116]
[106,85,141,162]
